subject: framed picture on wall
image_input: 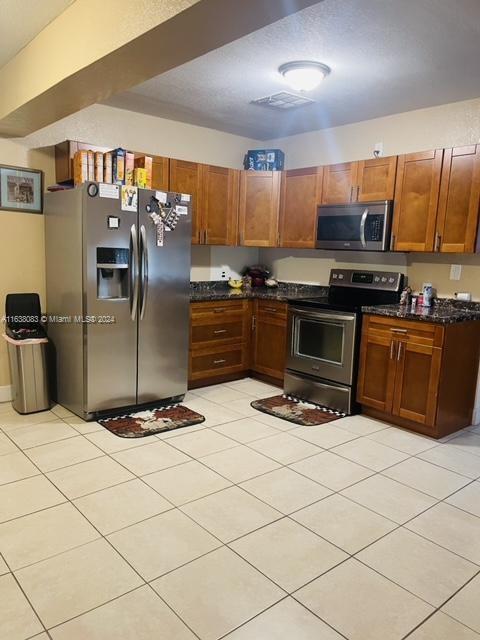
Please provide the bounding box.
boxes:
[0,165,43,214]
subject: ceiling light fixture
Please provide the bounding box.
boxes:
[278,60,331,92]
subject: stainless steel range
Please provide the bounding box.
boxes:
[285,269,404,414]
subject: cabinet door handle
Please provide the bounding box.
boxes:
[350,185,354,202]
[391,328,407,334]
[213,329,227,334]
[390,341,396,359]
[205,229,209,244]
[356,185,360,201]
[198,230,202,243]
[213,359,226,365]
[397,341,403,361]
[390,234,396,251]
[252,315,256,331]
[435,233,441,252]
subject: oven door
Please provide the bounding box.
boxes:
[286,306,357,385]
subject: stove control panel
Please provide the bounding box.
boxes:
[329,269,404,292]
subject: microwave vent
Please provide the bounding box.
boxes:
[251,91,315,110]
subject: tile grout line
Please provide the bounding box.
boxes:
[0,427,208,638]
[2,389,480,639]
[400,568,480,639]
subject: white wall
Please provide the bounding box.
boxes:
[262,97,480,299]
[18,103,261,286]
[259,249,408,286]
[191,246,259,281]
[265,97,480,169]
[21,103,257,169]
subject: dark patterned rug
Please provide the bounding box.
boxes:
[98,404,205,438]
[251,395,345,426]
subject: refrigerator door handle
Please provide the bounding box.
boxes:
[129,224,139,321]
[139,224,148,320]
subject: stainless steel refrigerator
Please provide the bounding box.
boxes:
[45,183,191,420]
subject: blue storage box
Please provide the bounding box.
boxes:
[244,149,285,171]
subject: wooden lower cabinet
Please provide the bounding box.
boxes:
[357,314,480,438]
[189,299,251,386]
[188,298,287,388]
[251,300,288,384]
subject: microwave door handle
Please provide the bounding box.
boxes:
[360,208,369,248]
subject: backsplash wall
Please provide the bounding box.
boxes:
[407,253,480,300]
[259,248,480,301]
[191,246,259,281]
[259,249,408,286]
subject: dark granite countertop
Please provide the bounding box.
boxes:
[190,281,329,303]
[362,299,480,324]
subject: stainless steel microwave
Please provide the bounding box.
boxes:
[316,200,393,251]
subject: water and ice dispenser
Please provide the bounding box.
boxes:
[96,247,129,300]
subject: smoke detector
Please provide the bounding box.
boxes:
[251,91,315,111]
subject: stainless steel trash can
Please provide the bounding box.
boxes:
[4,335,50,414]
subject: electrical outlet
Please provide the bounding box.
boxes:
[374,142,384,157]
[450,264,462,281]
[220,265,229,280]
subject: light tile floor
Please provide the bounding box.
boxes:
[1,377,480,639]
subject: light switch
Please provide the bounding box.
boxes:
[450,264,462,281]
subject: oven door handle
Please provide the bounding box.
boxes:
[290,308,356,323]
[359,208,369,248]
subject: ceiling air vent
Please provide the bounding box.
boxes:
[251,91,315,110]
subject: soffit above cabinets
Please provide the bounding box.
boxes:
[0,0,75,69]
[105,0,480,139]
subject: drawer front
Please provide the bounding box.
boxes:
[191,320,244,346]
[256,300,288,321]
[190,300,244,322]
[363,314,444,348]
[190,345,246,379]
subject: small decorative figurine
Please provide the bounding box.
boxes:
[400,286,412,306]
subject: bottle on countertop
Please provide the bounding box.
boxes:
[423,283,433,308]
[400,286,412,306]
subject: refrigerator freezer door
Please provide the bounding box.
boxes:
[137,191,191,403]
[83,188,138,414]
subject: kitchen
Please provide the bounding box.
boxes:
[2,1,480,639]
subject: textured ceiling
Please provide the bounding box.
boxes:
[0,0,75,69]
[105,0,480,139]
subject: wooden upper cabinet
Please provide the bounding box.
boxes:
[151,156,169,191]
[356,156,397,202]
[321,162,357,204]
[169,159,203,244]
[201,165,239,246]
[238,171,281,247]
[436,145,480,253]
[279,166,323,248]
[391,149,443,252]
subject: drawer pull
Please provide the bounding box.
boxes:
[213,329,227,334]
[213,358,227,365]
[213,309,226,314]
[264,307,278,313]
[391,328,407,333]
